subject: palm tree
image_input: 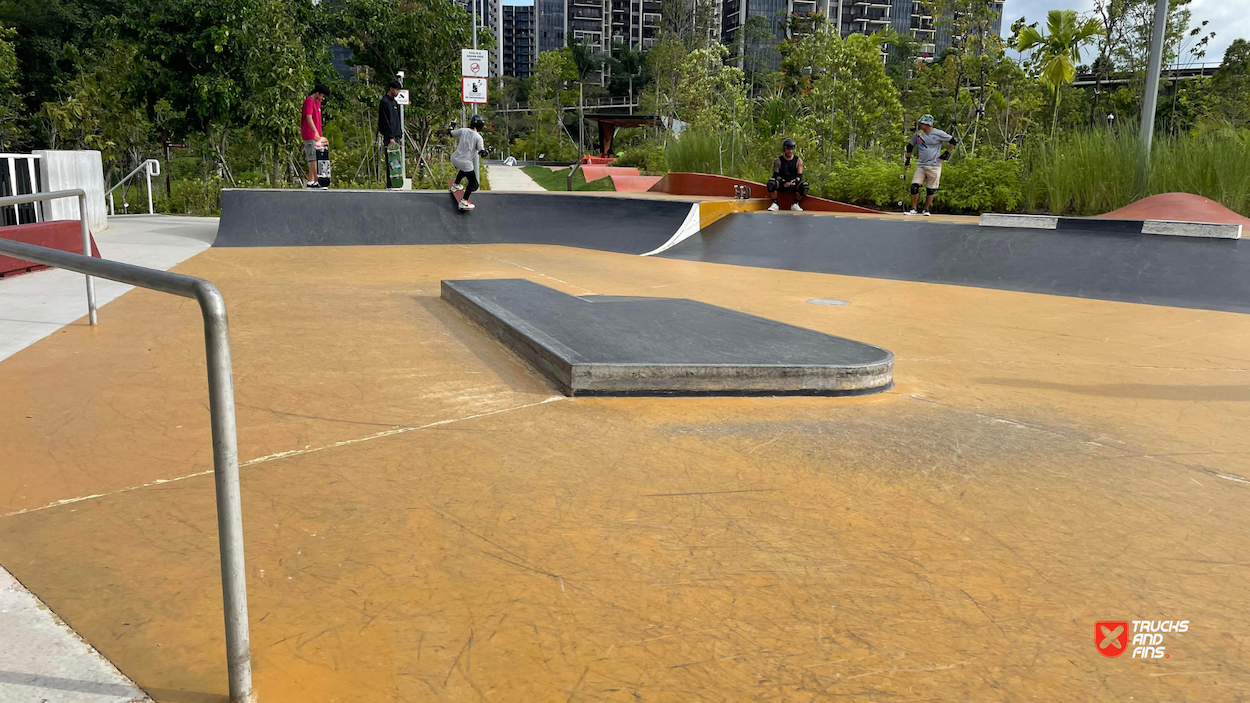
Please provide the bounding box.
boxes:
[566,38,606,156]
[610,45,646,114]
[1017,9,1103,136]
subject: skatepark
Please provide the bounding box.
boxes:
[2,181,1249,702]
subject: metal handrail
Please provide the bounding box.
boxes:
[108,159,161,215]
[1,189,97,324]
[0,226,253,703]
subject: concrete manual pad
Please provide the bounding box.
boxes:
[441,278,893,395]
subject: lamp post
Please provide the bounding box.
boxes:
[1135,0,1168,197]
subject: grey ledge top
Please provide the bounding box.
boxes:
[442,278,893,396]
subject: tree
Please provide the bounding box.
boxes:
[241,0,311,183]
[0,23,26,149]
[608,44,646,106]
[520,49,577,160]
[659,0,719,50]
[642,37,686,131]
[0,0,126,141]
[1210,39,1250,126]
[336,0,476,177]
[781,23,902,163]
[676,44,748,130]
[1016,9,1103,135]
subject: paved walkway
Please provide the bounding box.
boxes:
[0,214,213,703]
[485,163,545,191]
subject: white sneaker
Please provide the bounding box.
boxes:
[458,199,471,210]
[767,202,779,211]
[790,203,803,212]
[922,210,931,217]
[905,209,918,215]
[450,184,464,192]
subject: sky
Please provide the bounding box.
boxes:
[1001,0,1244,64]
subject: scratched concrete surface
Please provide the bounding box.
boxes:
[0,243,1247,702]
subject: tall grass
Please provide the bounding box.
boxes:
[1024,123,1250,216]
[664,128,748,176]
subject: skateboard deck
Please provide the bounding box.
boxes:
[315,146,331,188]
[448,179,469,211]
[385,145,403,188]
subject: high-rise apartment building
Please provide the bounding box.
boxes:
[724,0,1000,66]
[503,4,537,77]
[722,0,830,70]
[537,0,566,53]
[533,0,665,85]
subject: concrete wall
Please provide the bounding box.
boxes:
[33,150,108,232]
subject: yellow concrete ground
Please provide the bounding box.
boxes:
[1,243,1247,702]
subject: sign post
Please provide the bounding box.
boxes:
[396,72,410,188]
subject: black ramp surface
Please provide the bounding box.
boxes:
[663,213,1250,313]
[442,278,893,395]
[216,188,696,254]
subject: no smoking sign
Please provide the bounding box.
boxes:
[462,49,489,78]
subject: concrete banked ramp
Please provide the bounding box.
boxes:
[216,188,699,255]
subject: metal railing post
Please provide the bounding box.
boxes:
[0,202,254,703]
[197,282,252,703]
[146,163,154,215]
[79,191,97,325]
[107,160,161,217]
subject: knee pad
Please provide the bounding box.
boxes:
[909,183,921,195]
[798,181,809,196]
[767,178,779,191]
[926,187,937,197]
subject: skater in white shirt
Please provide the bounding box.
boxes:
[449,114,488,210]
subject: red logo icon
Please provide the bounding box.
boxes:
[1096,621,1129,657]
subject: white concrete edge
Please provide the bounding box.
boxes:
[640,203,701,257]
[1,567,152,702]
[1142,220,1241,239]
[978,213,1058,229]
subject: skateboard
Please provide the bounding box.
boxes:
[385,144,403,188]
[448,179,473,211]
[315,146,331,188]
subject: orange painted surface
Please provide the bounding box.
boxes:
[1099,192,1250,226]
[609,174,663,192]
[1,242,1248,701]
[581,165,641,183]
[649,172,882,214]
[0,220,101,277]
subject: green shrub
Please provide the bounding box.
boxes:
[156,177,224,216]
[936,157,1024,213]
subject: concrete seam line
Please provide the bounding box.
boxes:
[640,203,702,256]
[978,213,1058,229]
[0,396,566,519]
[1141,220,1242,239]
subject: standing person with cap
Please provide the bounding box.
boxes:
[449,114,489,211]
[904,114,957,216]
[301,83,330,188]
[378,81,404,187]
[767,138,808,212]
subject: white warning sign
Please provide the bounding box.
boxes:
[462,49,489,78]
[462,76,488,104]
